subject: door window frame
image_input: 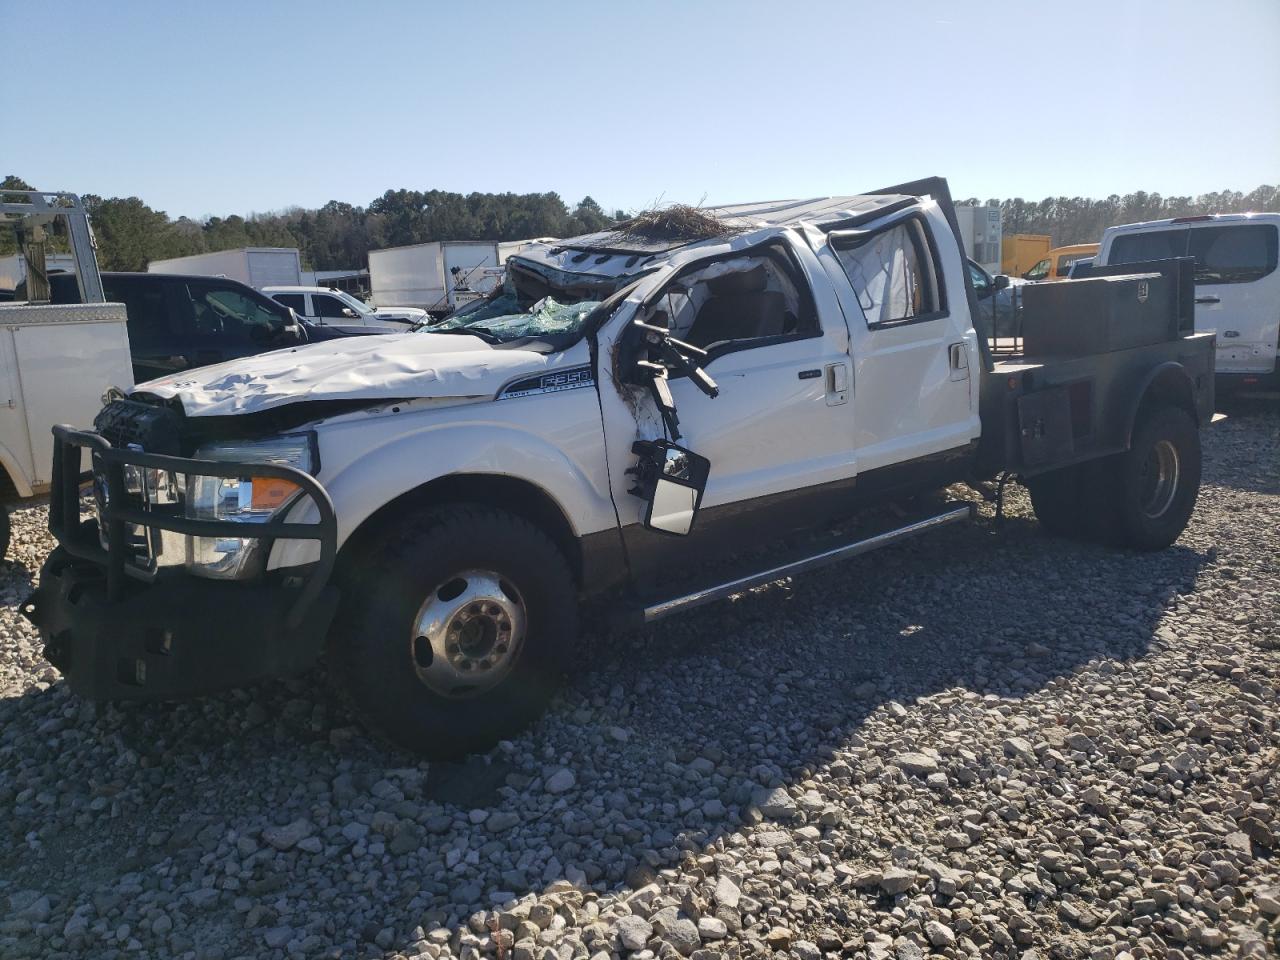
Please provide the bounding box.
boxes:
[828,212,950,330]
[635,238,823,373]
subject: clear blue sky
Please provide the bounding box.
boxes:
[4,0,1277,219]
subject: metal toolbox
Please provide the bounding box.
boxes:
[1021,272,1175,357]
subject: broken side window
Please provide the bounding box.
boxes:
[644,253,815,353]
[834,221,941,326]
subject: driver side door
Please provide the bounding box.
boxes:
[602,242,859,578]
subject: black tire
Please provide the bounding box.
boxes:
[1081,406,1200,551]
[1111,406,1201,550]
[0,507,9,562]
[329,505,578,758]
[1026,466,1083,537]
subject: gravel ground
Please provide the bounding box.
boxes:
[1,402,1277,960]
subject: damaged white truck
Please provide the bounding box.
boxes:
[26,178,1215,757]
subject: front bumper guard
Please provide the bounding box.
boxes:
[23,425,340,699]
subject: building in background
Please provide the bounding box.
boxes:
[953,203,1002,275]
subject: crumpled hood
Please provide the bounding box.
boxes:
[136,332,559,417]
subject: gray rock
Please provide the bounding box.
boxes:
[879,866,916,895]
[893,752,939,776]
[925,921,955,947]
[714,875,741,910]
[261,819,313,851]
[615,915,652,951]
[662,917,701,956]
[751,786,797,819]
[696,917,727,940]
[545,769,576,794]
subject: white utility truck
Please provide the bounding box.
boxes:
[1096,212,1279,395]
[148,247,304,289]
[0,191,134,559]
[368,239,545,316]
[27,178,1214,758]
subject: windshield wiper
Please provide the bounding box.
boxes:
[428,326,504,345]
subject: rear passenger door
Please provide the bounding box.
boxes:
[271,292,311,323]
[816,203,980,478]
[102,276,192,383]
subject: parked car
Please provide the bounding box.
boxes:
[968,258,1022,339]
[1097,213,1280,393]
[27,176,1215,759]
[91,273,390,382]
[1023,243,1100,281]
[263,286,428,329]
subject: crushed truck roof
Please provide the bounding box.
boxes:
[511,194,914,279]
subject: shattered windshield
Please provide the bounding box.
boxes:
[420,258,623,344]
[429,294,602,342]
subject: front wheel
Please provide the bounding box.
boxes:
[329,506,578,758]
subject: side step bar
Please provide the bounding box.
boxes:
[640,502,975,624]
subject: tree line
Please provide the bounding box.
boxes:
[969,185,1280,248]
[4,174,1278,272]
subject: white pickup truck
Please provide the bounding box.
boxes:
[27,178,1215,758]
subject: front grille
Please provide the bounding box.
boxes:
[94,398,183,456]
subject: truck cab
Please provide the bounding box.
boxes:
[1098,213,1280,392]
[27,178,1214,759]
[262,285,428,329]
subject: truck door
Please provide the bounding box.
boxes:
[312,291,363,327]
[814,202,980,480]
[599,237,858,573]
[103,276,194,382]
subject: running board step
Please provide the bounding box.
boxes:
[635,502,976,625]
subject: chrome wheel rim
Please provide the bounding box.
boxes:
[1139,439,1180,519]
[410,570,526,699]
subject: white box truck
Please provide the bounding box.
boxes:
[368,239,545,316]
[147,247,303,289]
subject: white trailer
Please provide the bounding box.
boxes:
[147,247,303,289]
[368,239,545,315]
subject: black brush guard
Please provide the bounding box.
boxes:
[47,425,336,628]
[25,425,341,700]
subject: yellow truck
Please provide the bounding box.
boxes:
[1023,243,1100,281]
[1001,234,1052,277]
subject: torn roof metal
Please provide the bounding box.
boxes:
[514,193,915,280]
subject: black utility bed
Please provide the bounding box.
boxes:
[976,257,1215,478]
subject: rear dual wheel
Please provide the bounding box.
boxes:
[1027,405,1200,551]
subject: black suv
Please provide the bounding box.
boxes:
[38,271,387,383]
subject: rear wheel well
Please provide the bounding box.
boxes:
[1132,366,1197,442]
[337,474,582,590]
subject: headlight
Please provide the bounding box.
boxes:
[186,434,316,580]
